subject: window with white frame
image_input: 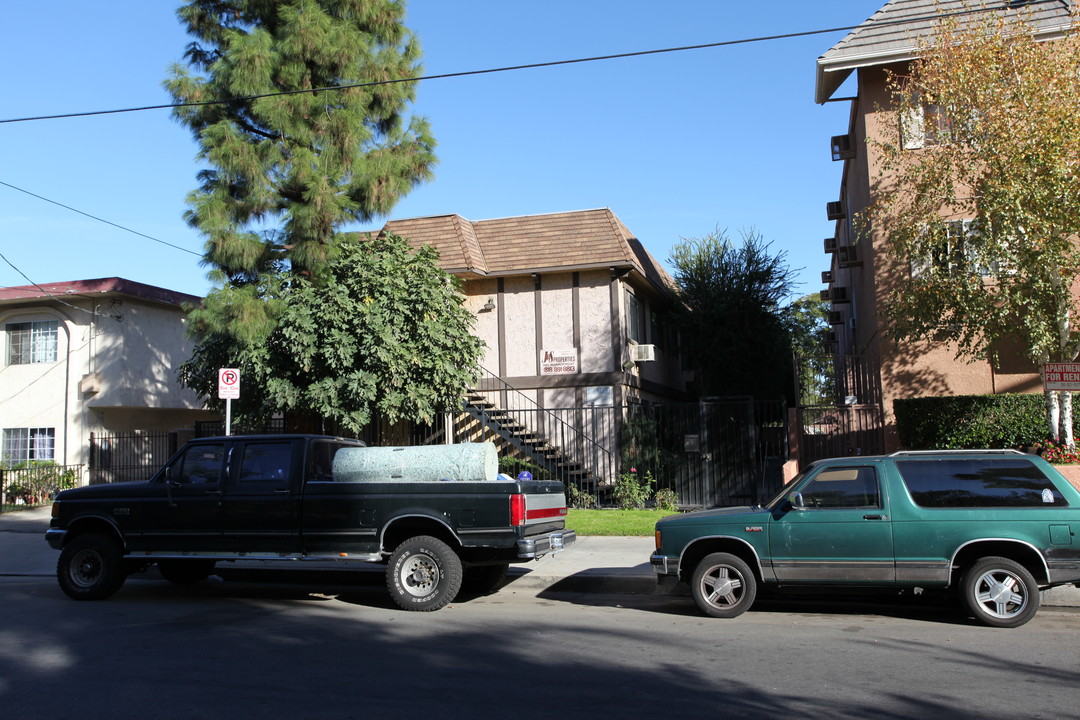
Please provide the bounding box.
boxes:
[901,99,950,150]
[2,428,56,467]
[910,220,1004,278]
[6,320,58,365]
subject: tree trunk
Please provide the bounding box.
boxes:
[1047,388,1061,443]
[1062,392,1074,448]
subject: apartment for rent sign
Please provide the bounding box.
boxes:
[1044,363,1080,391]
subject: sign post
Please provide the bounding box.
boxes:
[218,368,241,435]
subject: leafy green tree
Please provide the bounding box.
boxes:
[786,294,835,406]
[179,233,484,433]
[865,11,1080,444]
[668,228,797,401]
[165,2,478,431]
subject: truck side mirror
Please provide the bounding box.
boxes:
[788,491,806,510]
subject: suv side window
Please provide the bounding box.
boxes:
[895,458,1067,508]
[800,466,881,509]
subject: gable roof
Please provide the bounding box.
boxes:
[816,0,1077,103]
[0,277,200,308]
[381,208,676,296]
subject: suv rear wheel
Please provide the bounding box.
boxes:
[960,556,1040,628]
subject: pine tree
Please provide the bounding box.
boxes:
[165,2,481,431]
[165,0,436,340]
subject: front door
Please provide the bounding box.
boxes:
[134,442,227,551]
[769,464,895,583]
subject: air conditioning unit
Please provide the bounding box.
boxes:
[831,134,855,161]
[819,289,831,302]
[828,310,845,325]
[824,237,838,253]
[838,245,863,267]
[826,201,845,221]
[630,344,656,362]
[821,270,834,284]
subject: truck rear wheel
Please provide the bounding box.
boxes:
[57,533,126,601]
[961,556,1040,628]
[387,536,463,611]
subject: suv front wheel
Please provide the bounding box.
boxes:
[960,556,1040,628]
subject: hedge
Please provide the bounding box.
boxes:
[893,393,1059,450]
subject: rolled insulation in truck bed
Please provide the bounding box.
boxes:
[331,442,500,483]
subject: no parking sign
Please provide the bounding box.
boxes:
[218,368,241,399]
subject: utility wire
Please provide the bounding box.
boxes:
[0,180,201,257]
[0,249,100,316]
[0,0,1065,125]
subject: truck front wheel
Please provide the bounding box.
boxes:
[57,533,126,601]
[387,536,463,611]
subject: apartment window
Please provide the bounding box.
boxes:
[901,101,950,150]
[2,428,56,467]
[6,320,58,365]
[911,220,1003,278]
[626,290,645,343]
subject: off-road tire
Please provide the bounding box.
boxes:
[386,536,463,612]
[57,532,127,601]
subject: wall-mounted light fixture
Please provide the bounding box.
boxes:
[481,297,496,312]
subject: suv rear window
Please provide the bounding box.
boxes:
[895,458,1067,508]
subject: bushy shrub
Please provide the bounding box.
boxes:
[613,469,653,510]
[894,394,1052,449]
[653,487,679,512]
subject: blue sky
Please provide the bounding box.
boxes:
[0,1,886,300]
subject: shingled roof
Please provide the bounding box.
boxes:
[816,0,1077,103]
[381,208,676,296]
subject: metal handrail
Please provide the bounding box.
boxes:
[467,366,616,482]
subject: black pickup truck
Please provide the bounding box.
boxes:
[46,434,575,611]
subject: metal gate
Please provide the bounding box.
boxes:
[89,431,178,485]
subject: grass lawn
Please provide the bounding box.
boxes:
[566,508,678,536]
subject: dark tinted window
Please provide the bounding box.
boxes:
[237,442,292,485]
[800,466,881,509]
[895,458,1067,508]
[173,444,226,485]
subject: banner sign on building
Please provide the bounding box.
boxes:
[540,348,578,375]
[1043,363,1080,391]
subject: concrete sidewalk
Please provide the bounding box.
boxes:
[3,505,1077,608]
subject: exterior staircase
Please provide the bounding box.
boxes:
[458,367,614,495]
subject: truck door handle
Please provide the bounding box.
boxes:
[863,514,885,520]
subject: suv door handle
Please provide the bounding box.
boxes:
[863,514,886,520]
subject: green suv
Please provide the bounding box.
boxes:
[651,450,1080,627]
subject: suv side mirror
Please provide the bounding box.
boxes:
[788,491,806,510]
[165,466,181,486]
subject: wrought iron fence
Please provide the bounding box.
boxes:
[89,431,178,485]
[0,463,82,510]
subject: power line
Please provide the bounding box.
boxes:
[0,249,100,317]
[0,180,201,257]
[0,1,1063,125]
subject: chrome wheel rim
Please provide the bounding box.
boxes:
[972,568,1028,620]
[698,563,745,609]
[398,554,439,598]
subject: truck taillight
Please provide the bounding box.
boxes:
[510,494,526,526]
